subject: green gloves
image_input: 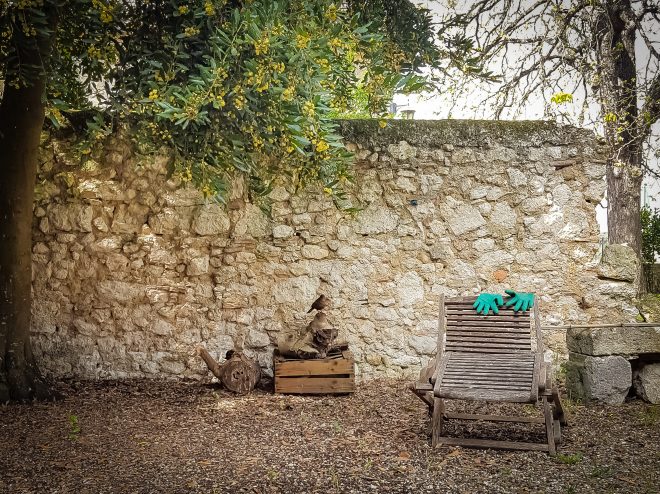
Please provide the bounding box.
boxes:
[473,293,504,315]
[472,290,535,314]
[504,289,535,312]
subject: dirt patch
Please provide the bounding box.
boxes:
[1,379,658,493]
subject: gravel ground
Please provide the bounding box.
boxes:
[0,379,658,494]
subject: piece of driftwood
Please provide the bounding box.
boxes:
[277,311,338,359]
[196,346,261,395]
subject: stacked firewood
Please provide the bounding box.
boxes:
[277,294,340,359]
[196,294,342,394]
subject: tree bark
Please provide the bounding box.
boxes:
[597,1,643,256]
[0,7,58,402]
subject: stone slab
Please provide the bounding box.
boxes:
[567,326,660,356]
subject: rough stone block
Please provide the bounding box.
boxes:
[387,140,416,161]
[442,204,486,236]
[597,244,638,281]
[634,362,660,404]
[567,326,660,356]
[191,204,231,235]
[565,353,631,404]
[301,245,329,259]
[186,256,209,276]
[272,224,294,239]
[353,203,399,235]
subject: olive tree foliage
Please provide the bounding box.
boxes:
[438,0,660,255]
[0,0,480,402]
[2,0,454,204]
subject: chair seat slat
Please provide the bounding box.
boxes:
[443,378,532,385]
[440,383,531,391]
[446,320,530,328]
[446,335,531,343]
[445,329,530,337]
[444,369,533,377]
[446,342,531,350]
[445,346,532,354]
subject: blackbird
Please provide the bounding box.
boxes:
[307,294,330,313]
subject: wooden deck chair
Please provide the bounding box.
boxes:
[410,295,566,455]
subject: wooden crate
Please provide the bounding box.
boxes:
[274,351,355,394]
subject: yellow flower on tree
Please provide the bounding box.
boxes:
[550,91,573,105]
[282,86,295,101]
[296,33,310,49]
[303,100,315,117]
[325,4,338,22]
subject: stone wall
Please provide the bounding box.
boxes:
[31,120,638,380]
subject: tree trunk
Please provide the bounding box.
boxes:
[597,1,643,256]
[0,8,58,402]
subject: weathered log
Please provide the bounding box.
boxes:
[221,353,261,395]
[196,346,261,395]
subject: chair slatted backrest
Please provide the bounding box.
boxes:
[440,296,537,355]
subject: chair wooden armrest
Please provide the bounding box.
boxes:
[539,361,547,393]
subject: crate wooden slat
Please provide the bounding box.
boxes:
[274,351,355,394]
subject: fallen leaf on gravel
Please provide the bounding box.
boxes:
[398,451,411,460]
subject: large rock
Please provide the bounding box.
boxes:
[597,244,638,281]
[354,203,399,235]
[387,140,417,161]
[396,272,424,307]
[233,204,271,238]
[567,326,660,356]
[442,203,486,236]
[565,353,631,404]
[192,204,231,235]
[634,362,660,404]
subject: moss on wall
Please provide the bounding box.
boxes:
[337,119,597,149]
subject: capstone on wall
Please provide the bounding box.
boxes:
[31,120,638,380]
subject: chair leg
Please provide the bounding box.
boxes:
[431,397,445,448]
[543,396,556,456]
[551,388,567,426]
[553,419,561,445]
